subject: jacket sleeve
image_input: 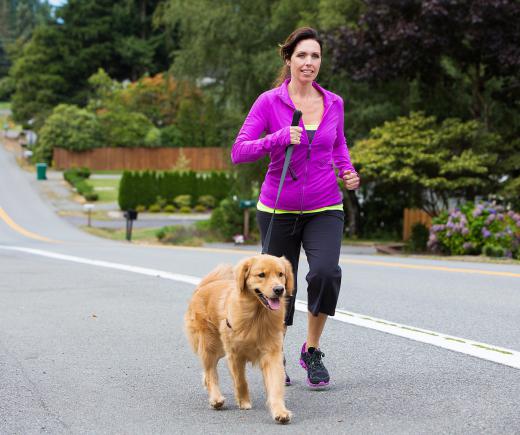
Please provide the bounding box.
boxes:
[332,97,358,179]
[231,94,291,164]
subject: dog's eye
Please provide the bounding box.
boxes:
[258,272,265,278]
[279,272,284,277]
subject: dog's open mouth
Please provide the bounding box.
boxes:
[254,289,281,310]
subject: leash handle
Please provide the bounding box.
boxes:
[262,110,302,255]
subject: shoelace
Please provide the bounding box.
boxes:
[308,350,326,370]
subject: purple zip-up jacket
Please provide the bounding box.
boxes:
[231,79,357,211]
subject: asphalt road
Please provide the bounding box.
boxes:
[1,142,520,434]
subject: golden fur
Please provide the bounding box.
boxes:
[184,254,295,423]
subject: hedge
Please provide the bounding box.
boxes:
[118,170,232,210]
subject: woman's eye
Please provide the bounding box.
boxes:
[259,272,265,278]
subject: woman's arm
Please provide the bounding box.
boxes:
[332,97,357,179]
[231,94,291,164]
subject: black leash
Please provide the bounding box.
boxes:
[261,109,302,255]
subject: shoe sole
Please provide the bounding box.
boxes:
[299,358,330,388]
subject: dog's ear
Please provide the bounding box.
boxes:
[281,256,294,296]
[235,257,252,292]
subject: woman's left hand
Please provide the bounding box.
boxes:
[342,170,360,190]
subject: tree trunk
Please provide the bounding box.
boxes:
[343,190,361,237]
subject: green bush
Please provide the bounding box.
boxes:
[148,204,161,213]
[209,197,257,241]
[194,204,207,213]
[117,170,232,211]
[163,204,177,213]
[179,206,192,214]
[98,108,154,148]
[36,104,102,164]
[174,195,192,208]
[160,124,184,147]
[429,201,520,258]
[63,168,98,201]
[408,223,429,253]
[197,195,216,209]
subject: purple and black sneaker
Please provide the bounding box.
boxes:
[299,342,330,388]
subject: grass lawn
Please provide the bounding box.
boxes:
[0,101,10,110]
[85,178,120,202]
[82,226,160,242]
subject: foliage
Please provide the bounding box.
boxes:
[428,202,520,258]
[173,194,191,208]
[328,0,520,128]
[98,108,154,148]
[8,0,173,126]
[352,112,501,215]
[118,170,231,211]
[63,167,98,201]
[197,195,216,209]
[408,223,429,253]
[209,197,251,241]
[35,104,102,163]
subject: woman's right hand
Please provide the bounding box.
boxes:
[290,126,303,145]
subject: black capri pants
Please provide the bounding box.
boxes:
[257,209,344,326]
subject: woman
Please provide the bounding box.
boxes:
[231,27,360,388]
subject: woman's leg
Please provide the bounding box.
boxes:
[299,210,344,387]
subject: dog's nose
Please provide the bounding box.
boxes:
[273,285,284,296]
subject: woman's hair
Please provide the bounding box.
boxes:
[273,27,323,88]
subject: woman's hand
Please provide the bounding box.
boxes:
[289,126,302,145]
[342,170,360,190]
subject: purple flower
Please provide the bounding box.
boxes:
[462,228,469,235]
[482,228,491,238]
[463,242,474,250]
[473,208,482,217]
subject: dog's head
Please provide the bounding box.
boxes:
[235,254,294,311]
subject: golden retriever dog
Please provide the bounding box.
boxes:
[184,254,294,424]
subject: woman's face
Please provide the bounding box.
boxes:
[287,38,321,84]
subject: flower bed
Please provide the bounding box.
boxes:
[428,201,520,259]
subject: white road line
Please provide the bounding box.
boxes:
[2,245,520,370]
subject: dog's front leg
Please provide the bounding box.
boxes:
[227,354,251,409]
[260,352,291,423]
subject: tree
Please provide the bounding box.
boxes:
[328,0,520,129]
[351,112,502,215]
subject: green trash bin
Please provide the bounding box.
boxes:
[36,163,47,180]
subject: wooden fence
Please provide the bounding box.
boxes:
[53,147,230,171]
[403,208,432,241]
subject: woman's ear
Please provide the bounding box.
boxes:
[235,257,252,292]
[281,256,294,296]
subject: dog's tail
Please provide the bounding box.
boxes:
[196,264,234,289]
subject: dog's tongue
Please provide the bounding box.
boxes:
[267,297,281,310]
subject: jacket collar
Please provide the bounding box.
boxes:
[276,79,338,110]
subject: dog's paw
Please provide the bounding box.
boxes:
[238,400,252,410]
[209,396,225,409]
[274,409,292,424]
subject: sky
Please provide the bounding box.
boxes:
[47,0,67,6]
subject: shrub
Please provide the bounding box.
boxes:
[136,205,146,212]
[179,206,192,214]
[428,201,520,258]
[148,204,161,213]
[163,204,177,213]
[197,195,216,209]
[209,197,257,241]
[98,108,154,148]
[408,223,429,253]
[174,195,192,208]
[36,104,102,164]
[194,204,207,213]
[63,168,98,201]
[160,124,184,147]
